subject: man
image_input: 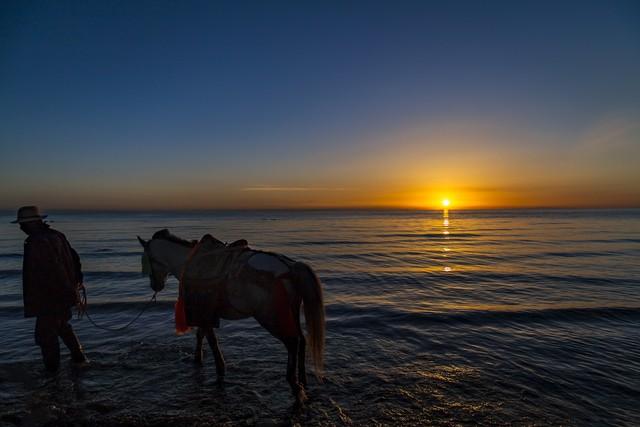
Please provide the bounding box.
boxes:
[12,206,88,371]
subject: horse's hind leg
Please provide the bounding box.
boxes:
[195,327,205,365]
[293,304,307,388]
[284,336,306,404]
[297,334,307,388]
[205,327,225,381]
[254,295,306,403]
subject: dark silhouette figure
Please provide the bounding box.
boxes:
[12,206,88,371]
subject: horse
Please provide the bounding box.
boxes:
[136,229,325,403]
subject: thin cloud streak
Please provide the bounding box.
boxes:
[242,186,353,192]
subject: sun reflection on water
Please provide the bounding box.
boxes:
[442,208,453,272]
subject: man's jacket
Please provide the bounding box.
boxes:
[22,226,83,317]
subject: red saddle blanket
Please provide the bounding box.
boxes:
[175,236,249,334]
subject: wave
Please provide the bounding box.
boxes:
[322,271,640,288]
[380,233,480,239]
[327,304,640,328]
[0,270,144,281]
[0,298,172,315]
[322,249,639,263]
[477,249,640,263]
[2,299,637,329]
[85,271,145,280]
[0,251,140,260]
[538,250,638,258]
[0,270,21,279]
[3,267,637,289]
[81,251,141,258]
[611,238,640,243]
[288,240,371,246]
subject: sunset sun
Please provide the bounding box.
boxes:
[0,1,637,424]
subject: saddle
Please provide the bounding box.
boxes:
[180,234,250,328]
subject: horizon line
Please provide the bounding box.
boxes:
[1,205,639,213]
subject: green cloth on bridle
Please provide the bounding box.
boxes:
[141,252,151,275]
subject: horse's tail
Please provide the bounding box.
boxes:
[292,262,325,381]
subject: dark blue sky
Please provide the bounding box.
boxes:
[1,1,639,209]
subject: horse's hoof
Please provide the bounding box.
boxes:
[294,387,308,405]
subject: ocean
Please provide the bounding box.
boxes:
[1,209,639,426]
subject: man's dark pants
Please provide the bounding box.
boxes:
[34,311,85,371]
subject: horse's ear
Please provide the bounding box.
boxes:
[137,236,149,248]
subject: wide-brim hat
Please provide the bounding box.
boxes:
[11,206,48,224]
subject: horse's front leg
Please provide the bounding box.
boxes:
[205,328,225,382]
[194,327,205,365]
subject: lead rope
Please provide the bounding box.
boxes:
[78,287,157,332]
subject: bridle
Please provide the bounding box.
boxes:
[143,242,170,291]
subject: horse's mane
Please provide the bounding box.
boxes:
[152,229,197,247]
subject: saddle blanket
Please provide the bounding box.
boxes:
[176,234,296,334]
[179,235,249,328]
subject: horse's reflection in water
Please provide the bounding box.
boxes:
[137,229,325,404]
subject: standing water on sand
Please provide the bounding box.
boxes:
[1,209,639,425]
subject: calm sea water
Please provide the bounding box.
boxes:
[1,209,639,426]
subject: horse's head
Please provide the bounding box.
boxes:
[137,234,170,292]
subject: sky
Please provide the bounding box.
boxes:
[1,0,639,210]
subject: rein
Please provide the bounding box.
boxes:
[78,287,158,332]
